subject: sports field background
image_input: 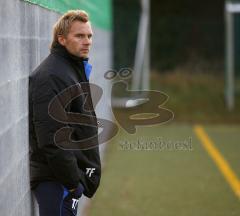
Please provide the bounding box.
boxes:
[88,123,240,215]
[85,69,240,215]
[91,1,240,214]
[97,2,240,214]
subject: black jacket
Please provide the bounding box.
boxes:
[29,44,101,198]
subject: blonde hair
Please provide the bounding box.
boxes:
[51,10,89,49]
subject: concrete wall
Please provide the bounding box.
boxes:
[0,0,112,215]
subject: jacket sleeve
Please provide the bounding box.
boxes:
[31,73,84,190]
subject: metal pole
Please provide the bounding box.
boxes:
[142,1,150,91]
[132,0,150,92]
[225,2,235,111]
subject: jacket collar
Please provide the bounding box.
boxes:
[50,43,89,64]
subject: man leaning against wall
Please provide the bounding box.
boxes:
[29,10,101,216]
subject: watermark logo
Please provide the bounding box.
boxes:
[118,137,193,151]
[48,68,174,150]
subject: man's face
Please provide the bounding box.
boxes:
[58,21,93,58]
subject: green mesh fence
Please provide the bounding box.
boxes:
[23,0,112,30]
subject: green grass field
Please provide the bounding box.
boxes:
[150,71,240,123]
[88,123,240,216]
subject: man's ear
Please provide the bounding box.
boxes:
[58,35,66,46]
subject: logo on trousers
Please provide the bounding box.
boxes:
[72,198,79,210]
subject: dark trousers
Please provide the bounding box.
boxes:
[33,181,81,216]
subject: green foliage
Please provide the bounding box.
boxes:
[151,0,225,72]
